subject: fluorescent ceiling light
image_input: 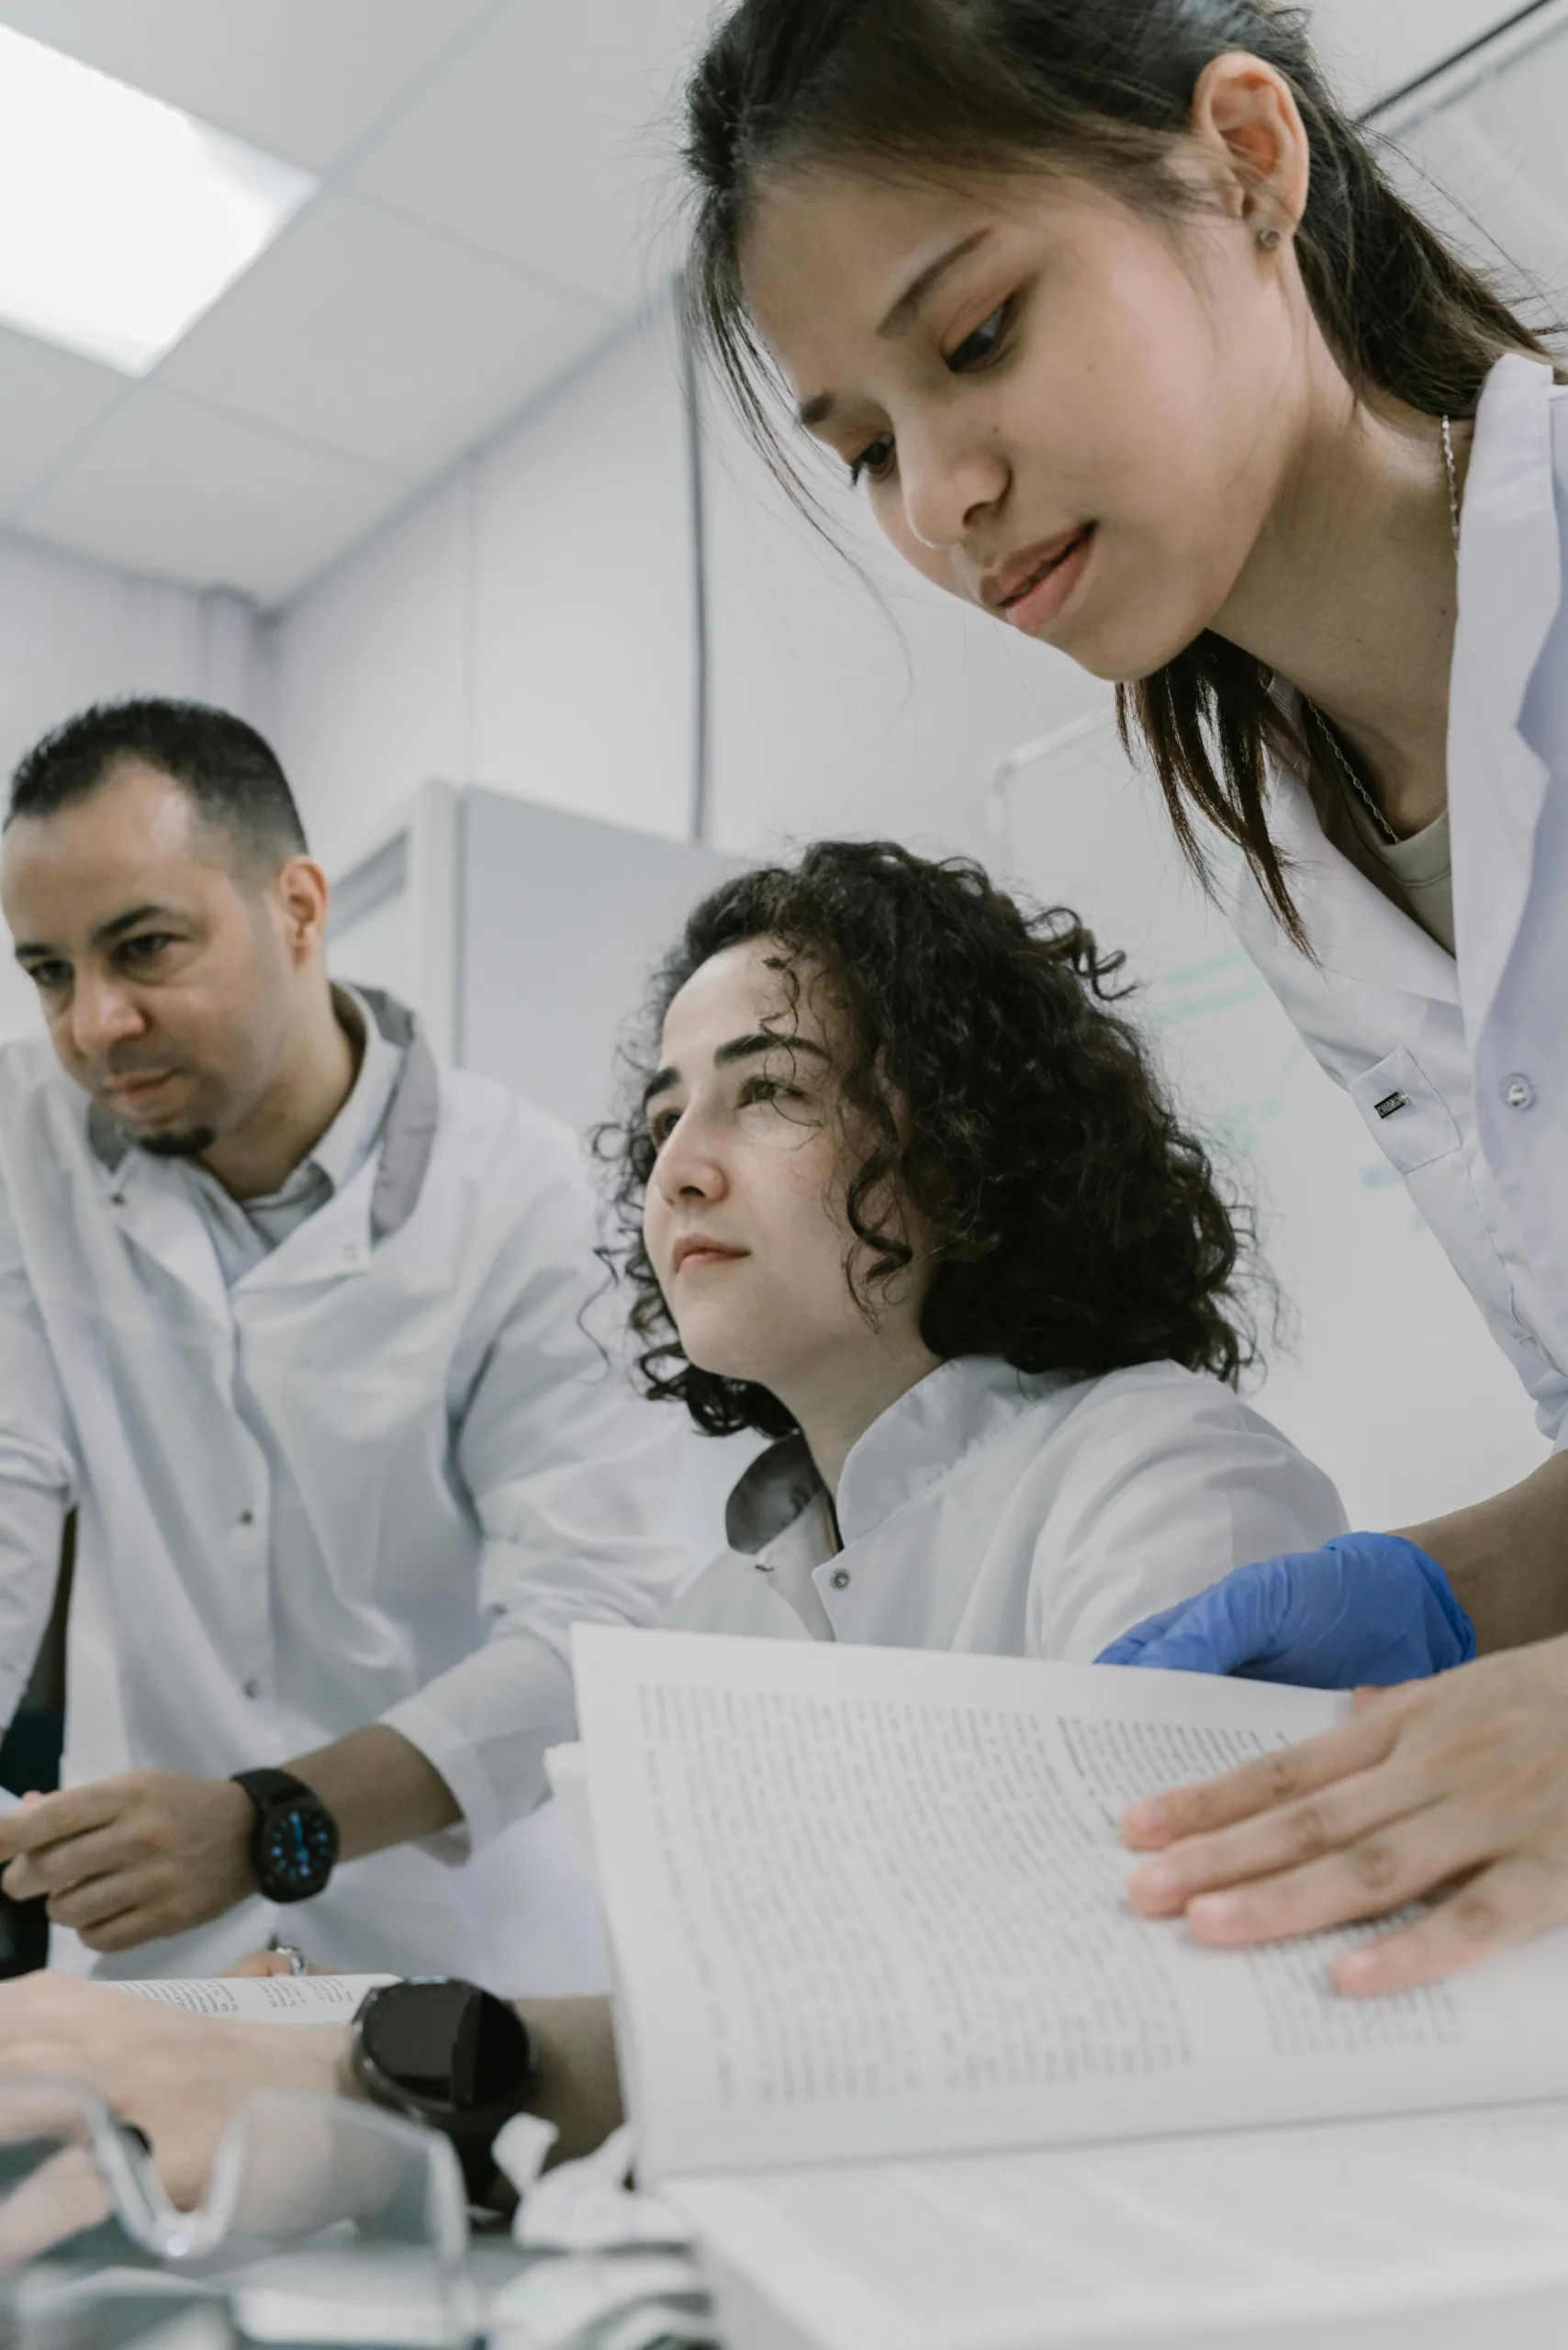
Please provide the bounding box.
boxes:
[0,25,317,376]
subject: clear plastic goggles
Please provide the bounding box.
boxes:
[0,2077,475,2347]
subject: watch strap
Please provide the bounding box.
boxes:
[231,1768,318,1809]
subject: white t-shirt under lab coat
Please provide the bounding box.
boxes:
[0,989,686,1993]
[670,1355,1347,1655]
[1233,353,1568,1443]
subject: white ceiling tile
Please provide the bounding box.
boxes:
[157,191,615,479]
[0,0,494,173]
[351,0,712,308]
[1308,2,1524,109]
[12,388,405,606]
[0,325,126,517]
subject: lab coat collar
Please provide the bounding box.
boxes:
[1448,352,1562,1047]
[1238,735,1462,1006]
[724,1356,1068,1554]
[86,985,440,1250]
[1243,354,1562,1012]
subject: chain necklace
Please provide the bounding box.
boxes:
[1308,416,1462,849]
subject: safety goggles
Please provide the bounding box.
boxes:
[0,2077,475,2347]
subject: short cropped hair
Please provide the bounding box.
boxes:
[8,699,308,875]
[599,839,1260,1441]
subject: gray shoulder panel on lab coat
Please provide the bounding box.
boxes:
[84,985,440,1247]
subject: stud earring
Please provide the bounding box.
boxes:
[1257,225,1284,251]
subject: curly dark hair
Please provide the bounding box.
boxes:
[598,839,1260,1440]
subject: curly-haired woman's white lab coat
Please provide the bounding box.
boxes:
[672,1355,1346,1653]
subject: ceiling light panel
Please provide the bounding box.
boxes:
[0,23,316,376]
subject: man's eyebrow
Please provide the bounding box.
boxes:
[16,903,178,963]
[93,904,174,949]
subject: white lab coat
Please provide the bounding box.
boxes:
[670,1355,1346,1654]
[0,993,686,1992]
[1233,353,1568,1443]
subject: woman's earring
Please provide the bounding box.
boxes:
[1257,226,1284,251]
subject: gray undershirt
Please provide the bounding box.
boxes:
[1309,768,1456,956]
[175,988,403,1289]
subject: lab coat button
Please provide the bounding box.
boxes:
[1502,1074,1537,1112]
[830,1569,851,1590]
[241,1678,263,1700]
[238,1509,255,1527]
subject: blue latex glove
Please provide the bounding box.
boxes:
[1095,1532,1476,1689]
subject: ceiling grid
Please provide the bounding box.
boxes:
[0,0,1546,610]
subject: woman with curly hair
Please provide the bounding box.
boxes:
[599,837,1398,1661]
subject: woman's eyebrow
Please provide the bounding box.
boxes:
[713,1031,829,1069]
[642,1066,679,1110]
[878,227,991,339]
[796,229,995,428]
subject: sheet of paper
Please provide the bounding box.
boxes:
[671,2104,1568,2348]
[112,1975,395,2024]
[544,1741,595,1882]
[574,1628,1568,2178]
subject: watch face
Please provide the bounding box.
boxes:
[259,1800,337,1900]
[362,1981,533,2113]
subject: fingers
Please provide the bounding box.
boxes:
[1095,1602,1190,1669]
[224,1950,293,1978]
[73,1905,155,1956]
[1126,1751,1433,1919]
[0,1783,120,1861]
[4,1822,129,1904]
[1120,1708,1400,1851]
[1335,1855,1568,1996]
[1172,1796,1506,1947]
[0,2145,113,2268]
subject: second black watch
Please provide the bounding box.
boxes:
[231,1768,339,1904]
[351,1977,537,2204]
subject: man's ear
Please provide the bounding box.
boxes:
[272,855,332,967]
[1189,50,1312,242]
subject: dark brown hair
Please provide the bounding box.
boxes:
[681,0,1553,936]
[598,839,1259,1440]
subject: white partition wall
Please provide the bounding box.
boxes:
[330,784,756,1567]
[990,712,1547,1532]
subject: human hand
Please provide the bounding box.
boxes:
[1119,1631,1568,1992]
[1096,1532,1475,1687]
[0,1973,351,2213]
[0,1773,256,1952]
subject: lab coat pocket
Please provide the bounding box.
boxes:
[1347,1046,1462,1175]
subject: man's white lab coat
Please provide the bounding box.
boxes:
[0,991,685,1990]
[1234,353,1568,1445]
[671,1356,1346,1654]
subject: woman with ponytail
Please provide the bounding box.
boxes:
[678,0,1568,1989]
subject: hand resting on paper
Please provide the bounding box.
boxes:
[1120,1632,1568,1994]
[1096,1533,1475,1687]
[0,1972,623,2242]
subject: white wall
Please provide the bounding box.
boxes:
[0,531,266,1035]
[700,396,1099,861]
[271,305,697,874]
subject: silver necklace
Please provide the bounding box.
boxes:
[1310,416,1462,848]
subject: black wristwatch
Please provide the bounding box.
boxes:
[351,1978,537,2203]
[230,1768,340,1904]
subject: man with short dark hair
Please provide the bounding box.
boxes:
[0,698,683,1986]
